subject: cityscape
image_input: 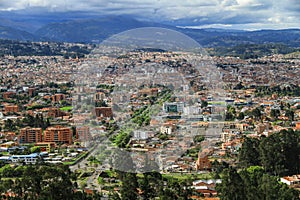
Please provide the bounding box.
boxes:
[0,0,300,200]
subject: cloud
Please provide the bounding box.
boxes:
[0,0,298,29]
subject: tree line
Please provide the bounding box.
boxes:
[215,129,300,199]
[0,163,102,200]
[239,129,300,176]
[216,166,300,200]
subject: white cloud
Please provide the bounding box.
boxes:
[0,0,298,29]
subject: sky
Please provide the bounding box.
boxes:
[0,0,299,30]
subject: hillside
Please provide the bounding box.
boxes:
[0,25,37,41]
[0,15,299,49]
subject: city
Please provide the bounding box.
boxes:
[0,0,300,199]
[0,39,299,199]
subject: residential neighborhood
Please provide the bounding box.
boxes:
[0,43,299,199]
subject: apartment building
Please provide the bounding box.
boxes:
[19,127,42,144]
[44,126,72,144]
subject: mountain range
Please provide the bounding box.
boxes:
[0,12,299,48]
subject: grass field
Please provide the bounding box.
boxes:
[60,106,72,111]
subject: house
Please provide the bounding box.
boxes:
[51,93,66,103]
[296,122,300,130]
[10,153,40,164]
[3,91,16,99]
[35,142,56,152]
[192,185,218,197]
[95,107,113,118]
[4,104,19,113]
[281,175,300,187]
[0,156,11,163]
[196,148,214,171]
[160,121,177,135]
[138,88,159,97]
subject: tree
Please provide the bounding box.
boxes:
[239,137,260,168]
[30,146,41,153]
[237,112,244,120]
[113,130,131,148]
[211,160,229,176]
[194,135,204,143]
[270,109,280,119]
[285,109,295,121]
[252,107,261,120]
[240,166,300,200]
[4,119,16,131]
[259,129,300,176]
[225,105,236,121]
[239,166,265,200]
[216,167,246,200]
[140,172,162,200]
[200,100,208,108]
[120,172,138,200]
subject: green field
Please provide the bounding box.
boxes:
[60,106,73,111]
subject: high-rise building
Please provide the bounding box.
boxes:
[19,127,42,144]
[76,126,91,141]
[44,126,72,144]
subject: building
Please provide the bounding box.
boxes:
[48,107,66,118]
[163,102,184,113]
[76,126,92,146]
[138,88,159,97]
[19,127,42,144]
[4,105,19,113]
[10,153,40,164]
[191,179,222,198]
[51,94,66,103]
[95,107,113,118]
[281,175,300,187]
[44,126,73,144]
[296,122,300,130]
[28,88,36,97]
[196,148,213,171]
[35,142,56,152]
[3,91,16,100]
[160,123,176,135]
[94,92,106,101]
[133,130,153,140]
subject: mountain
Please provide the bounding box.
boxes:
[0,13,299,48]
[0,25,37,41]
[35,16,172,43]
[180,28,300,47]
[34,17,300,47]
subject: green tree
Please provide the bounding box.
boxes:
[140,172,162,200]
[216,167,246,200]
[252,107,262,120]
[239,166,265,200]
[200,100,208,108]
[259,129,300,176]
[120,172,138,200]
[285,109,295,121]
[237,112,245,120]
[270,109,280,119]
[30,146,41,153]
[239,137,260,167]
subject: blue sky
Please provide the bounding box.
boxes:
[0,0,299,30]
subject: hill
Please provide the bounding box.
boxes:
[35,16,171,43]
[0,14,299,49]
[0,25,37,41]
